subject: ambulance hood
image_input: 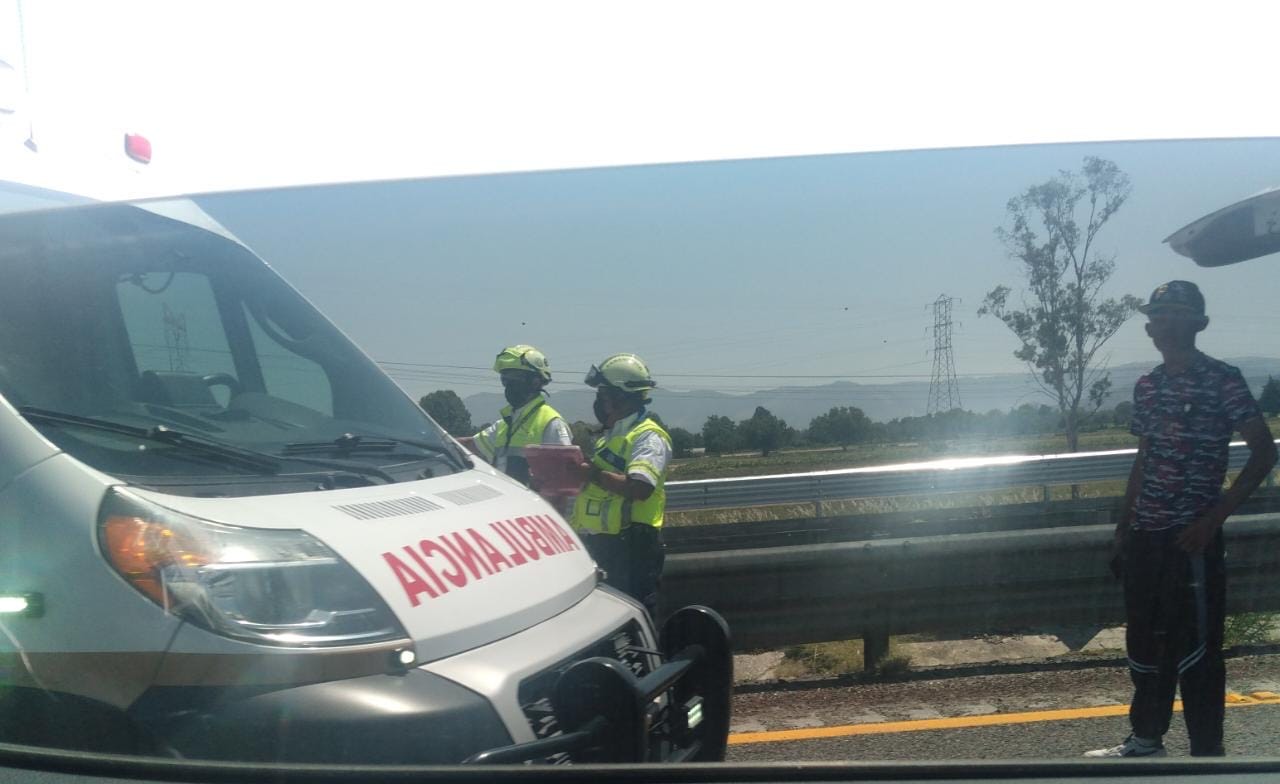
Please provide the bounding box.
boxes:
[130,471,598,663]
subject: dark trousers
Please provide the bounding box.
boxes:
[1122,527,1226,756]
[582,525,665,617]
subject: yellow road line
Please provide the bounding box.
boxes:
[728,692,1280,746]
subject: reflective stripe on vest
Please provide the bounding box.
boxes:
[570,413,670,535]
[474,397,564,483]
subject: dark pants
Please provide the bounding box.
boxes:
[582,525,665,617]
[1123,527,1226,756]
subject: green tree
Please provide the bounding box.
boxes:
[418,390,473,436]
[739,406,791,457]
[668,427,697,458]
[1260,375,1280,417]
[1112,399,1134,427]
[979,156,1142,452]
[701,415,739,455]
[808,406,872,450]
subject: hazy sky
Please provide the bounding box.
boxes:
[8,2,1280,406]
[197,138,1280,404]
[11,1,1280,196]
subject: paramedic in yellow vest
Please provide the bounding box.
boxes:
[570,353,671,615]
[472,345,572,486]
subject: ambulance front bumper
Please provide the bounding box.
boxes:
[129,589,731,764]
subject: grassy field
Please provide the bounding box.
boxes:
[769,615,1280,680]
[667,479,1131,526]
[666,418,1280,526]
[774,639,915,680]
[668,428,1142,482]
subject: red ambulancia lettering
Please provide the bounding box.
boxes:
[381,551,435,607]
[383,514,582,605]
[534,514,579,552]
[527,516,564,554]
[489,522,529,565]
[469,528,512,572]
[516,516,556,556]
[402,545,447,596]
[421,539,467,588]
[441,531,493,579]
[497,519,540,560]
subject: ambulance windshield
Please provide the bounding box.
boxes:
[0,202,463,494]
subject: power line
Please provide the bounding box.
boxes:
[375,358,1027,381]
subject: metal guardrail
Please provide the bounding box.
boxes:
[660,441,1280,660]
[661,514,1280,658]
[667,441,1270,512]
[662,489,1280,553]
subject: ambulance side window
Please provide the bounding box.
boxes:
[241,303,334,417]
[116,272,239,406]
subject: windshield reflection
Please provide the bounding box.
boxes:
[1,138,1278,766]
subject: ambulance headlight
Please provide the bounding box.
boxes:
[98,490,406,647]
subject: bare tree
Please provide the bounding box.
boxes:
[979,156,1142,452]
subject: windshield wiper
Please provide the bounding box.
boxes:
[19,407,398,484]
[283,434,398,455]
[278,454,397,484]
[283,433,470,472]
[19,407,282,475]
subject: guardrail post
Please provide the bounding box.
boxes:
[863,625,889,671]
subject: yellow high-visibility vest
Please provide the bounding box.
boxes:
[571,412,670,534]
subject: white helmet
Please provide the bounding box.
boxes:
[493,345,552,383]
[585,353,656,394]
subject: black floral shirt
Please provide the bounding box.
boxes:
[1129,352,1261,531]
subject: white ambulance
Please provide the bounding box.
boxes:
[0,11,730,767]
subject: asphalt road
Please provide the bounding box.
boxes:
[726,653,1280,762]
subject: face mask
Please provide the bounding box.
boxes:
[503,377,538,408]
[593,397,609,425]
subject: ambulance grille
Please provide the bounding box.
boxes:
[332,496,444,520]
[517,620,653,764]
[435,484,501,506]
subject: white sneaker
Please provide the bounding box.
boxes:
[1084,735,1167,758]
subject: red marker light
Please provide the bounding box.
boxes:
[124,133,152,164]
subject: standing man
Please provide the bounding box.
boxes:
[1087,281,1277,758]
[569,353,672,615]
[472,345,572,486]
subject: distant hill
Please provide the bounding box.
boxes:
[461,357,1280,431]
